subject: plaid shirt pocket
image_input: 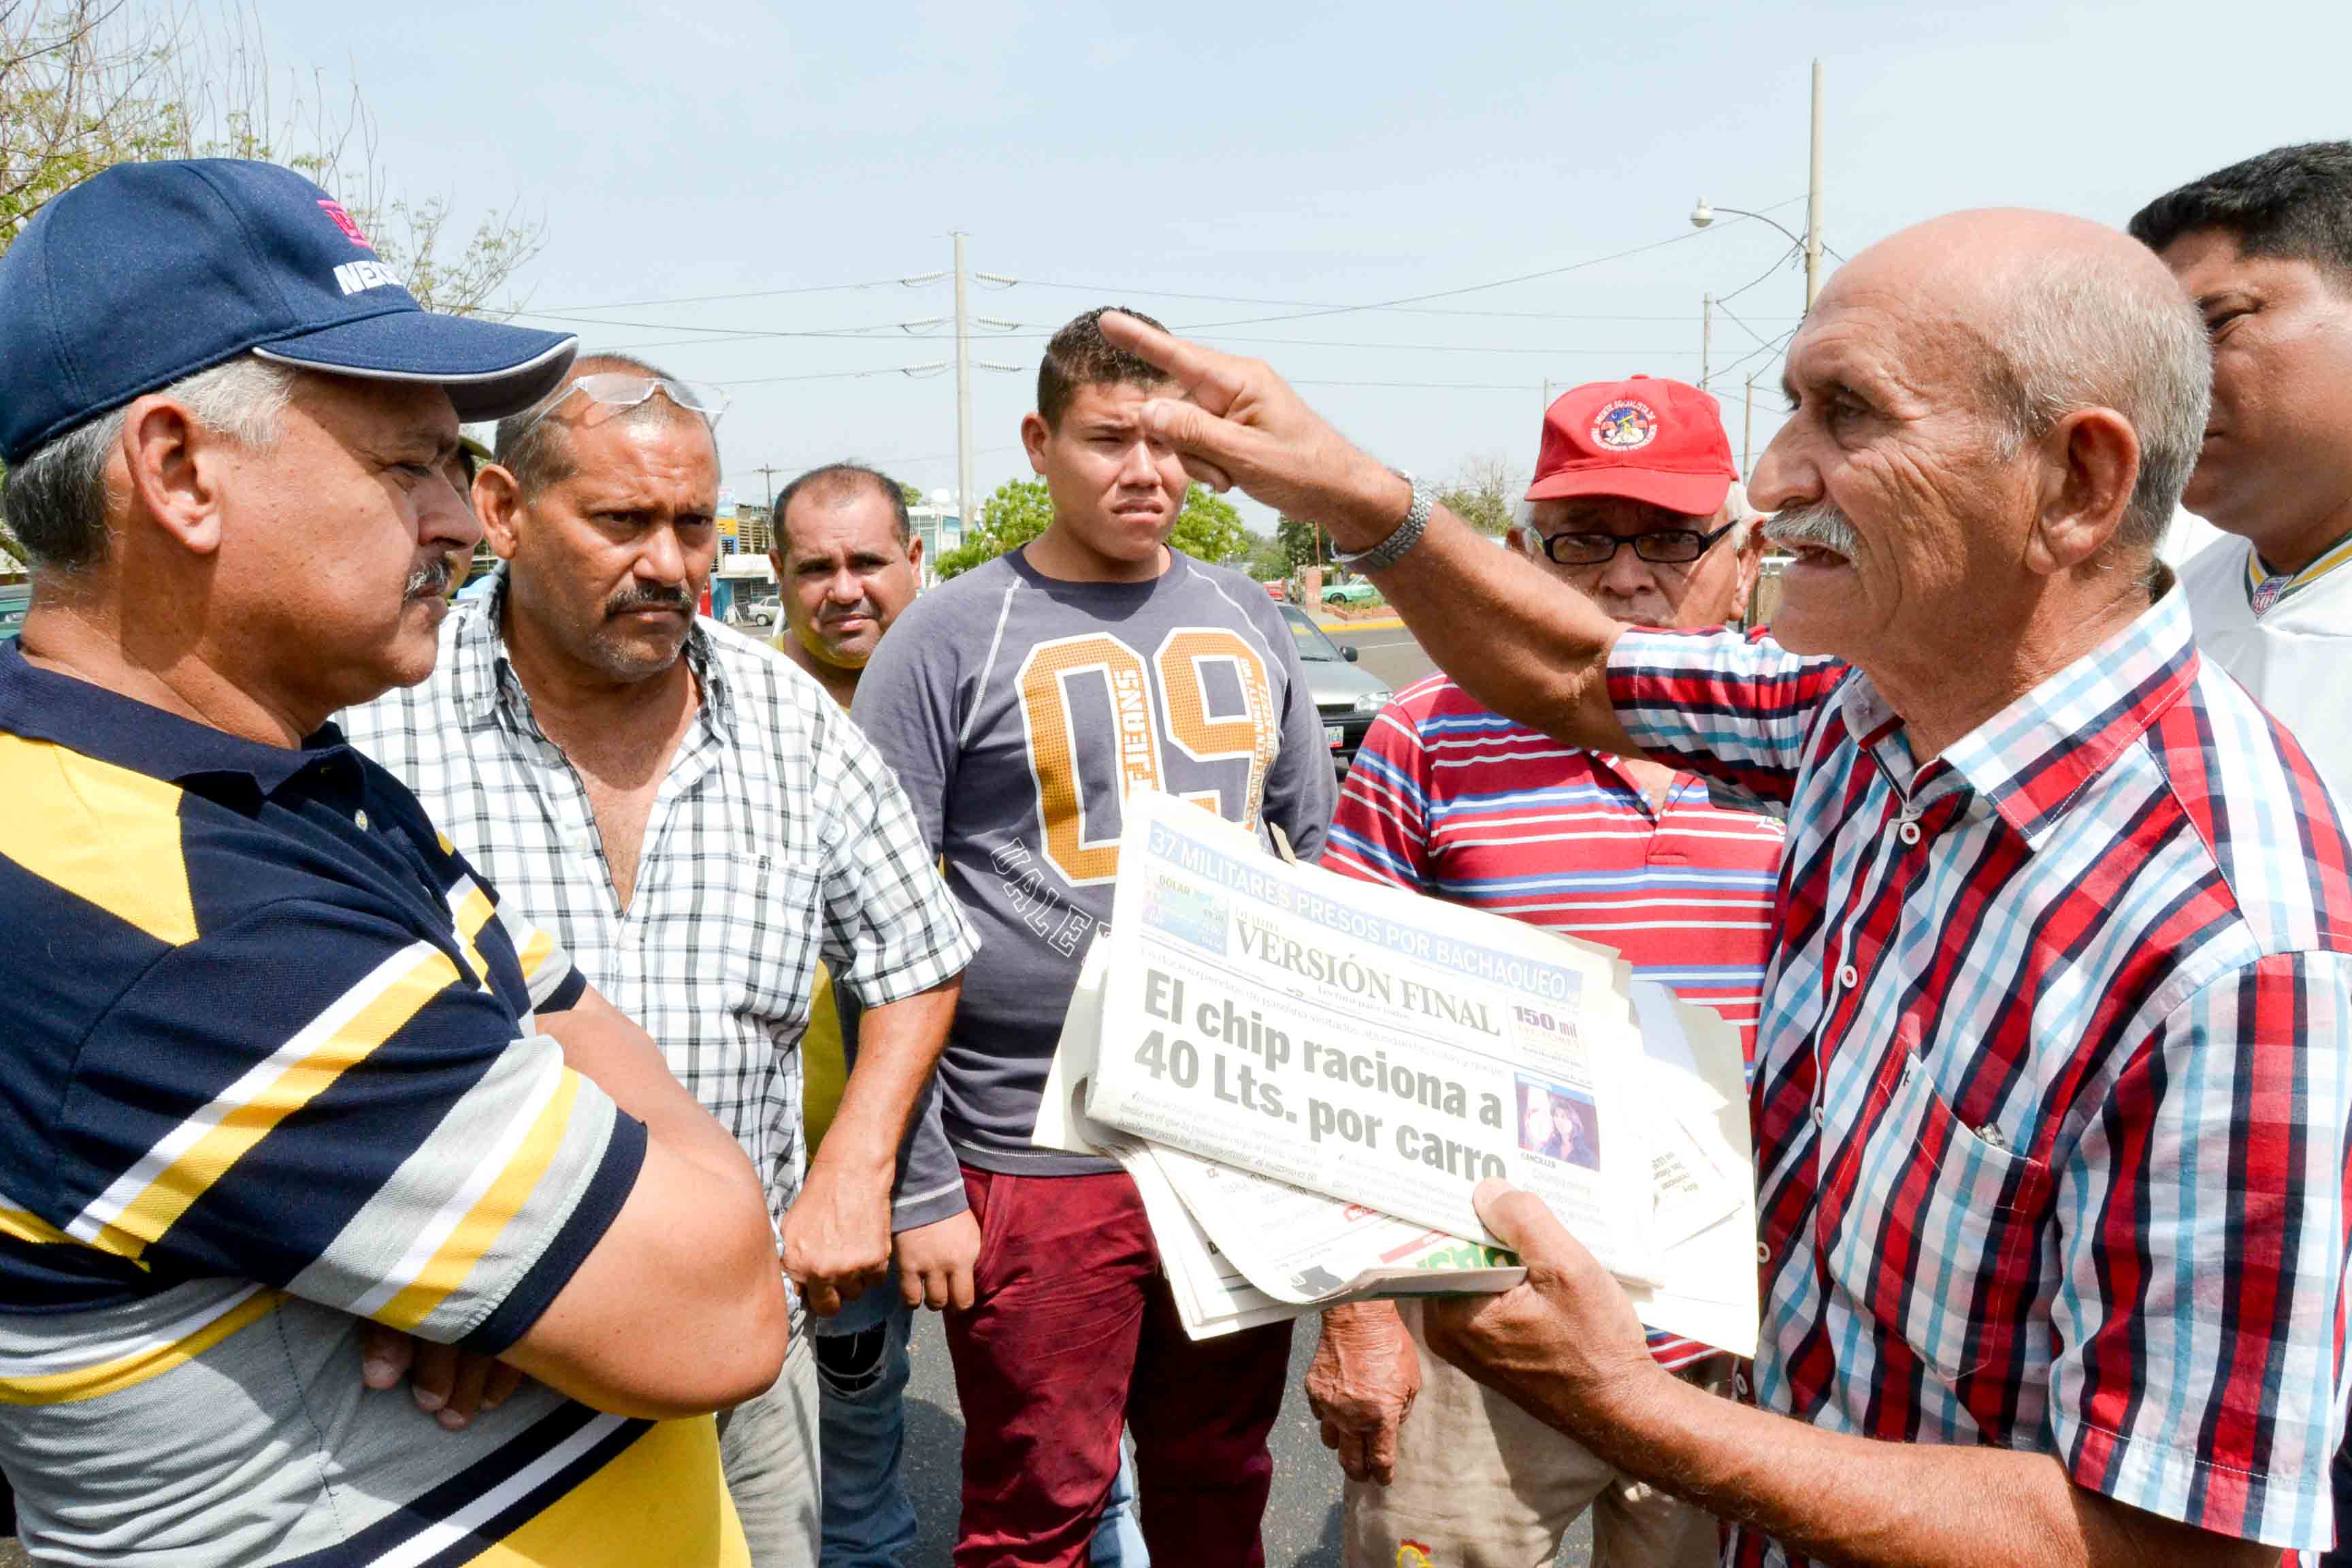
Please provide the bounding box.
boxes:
[1825,1034,2052,1384]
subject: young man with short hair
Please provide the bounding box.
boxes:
[853,308,1336,1567]
[1309,379,1781,1568]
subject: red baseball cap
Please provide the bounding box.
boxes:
[1524,376,1735,517]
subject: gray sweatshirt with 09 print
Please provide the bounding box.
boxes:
[851,546,1335,1173]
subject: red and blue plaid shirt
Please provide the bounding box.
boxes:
[1608,588,2352,1561]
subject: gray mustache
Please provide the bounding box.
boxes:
[1765,505,1860,558]
[404,557,453,600]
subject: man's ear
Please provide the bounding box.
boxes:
[1731,523,1768,621]
[905,534,924,572]
[2026,407,2138,576]
[1020,411,1050,476]
[474,463,526,562]
[120,394,229,557]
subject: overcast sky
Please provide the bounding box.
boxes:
[254,0,2349,533]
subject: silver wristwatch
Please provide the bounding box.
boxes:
[1329,470,1431,573]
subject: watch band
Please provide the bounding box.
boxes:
[1329,470,1432,573]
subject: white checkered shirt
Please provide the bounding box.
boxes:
[337,576,977,1230]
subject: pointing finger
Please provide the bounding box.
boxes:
[1140,397,1251,493]
[1100,311,1248,419]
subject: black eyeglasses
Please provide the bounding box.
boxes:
[1535,519,1740,567]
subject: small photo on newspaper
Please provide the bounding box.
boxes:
[1515,1077,1602,1173]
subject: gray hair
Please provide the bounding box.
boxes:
[493,352,718,499]
[1979,258,2211,556]
[1721,480,1754,547]
[3,356,298,572]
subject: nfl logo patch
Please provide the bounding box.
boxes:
[2251,576,2287,616]
[1590,398,1659,451]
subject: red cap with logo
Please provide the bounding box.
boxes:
[1524,376,1735,517]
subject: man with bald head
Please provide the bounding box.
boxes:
[341,359,979,1563]
[1092,210,2352,1568]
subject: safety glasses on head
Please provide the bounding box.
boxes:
[510,372,729,441]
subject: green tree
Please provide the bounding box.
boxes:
[1169,486,1250,566]
[1435,452,1519,538]
[1243,535,1290,583]
[1276,514,1331,573]
[934,478,1052,578]
[1,2,551,561]
[899,481,924,510]
[935,480,1254,579]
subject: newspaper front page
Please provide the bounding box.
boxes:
[1085,791,1661,1286]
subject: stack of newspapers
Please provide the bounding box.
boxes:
[1036,791,1762,1348]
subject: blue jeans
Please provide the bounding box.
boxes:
[813,1289,1145,1567]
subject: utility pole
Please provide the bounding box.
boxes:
[1701,293,1714,387]
[755,463,780,512]
[1803,59,1825,312]
[1742,376,1755,476]
[952,232,975,532]
[1542,377,1553,420]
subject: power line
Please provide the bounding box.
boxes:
[1710,325,1799,389]
[1713,242,1804,310]
[978,195,1814,328]
[495,201,1813,331]
[970,281,1792,325]
[505,311,934,338]
[1712,300,1779,354]
[706,364,953,388]
[502,274,940,316]
[585,325,1710,359]
[1175,224,1750,331]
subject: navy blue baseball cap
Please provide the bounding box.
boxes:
[0,159,578,466]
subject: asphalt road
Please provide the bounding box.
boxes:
[1321,623,1437,699]
[898,1300,1594,1568]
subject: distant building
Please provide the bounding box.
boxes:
[906,489,966,587]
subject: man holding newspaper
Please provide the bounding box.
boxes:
[1094,206,2352,1568]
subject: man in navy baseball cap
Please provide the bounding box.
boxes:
[0,158,576,467]
[0,162,790,1562]
[0,157,581,716]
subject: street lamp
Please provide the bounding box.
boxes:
[1690,60,1827,311]
[1689,199,1806,250]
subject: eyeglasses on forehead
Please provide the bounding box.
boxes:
[510,372,730,442]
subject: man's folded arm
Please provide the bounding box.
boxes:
[501,983,788,1418]
[52,895,785,1424]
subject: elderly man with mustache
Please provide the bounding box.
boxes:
[339,355,979,1564]
[1098,207,2352,1568]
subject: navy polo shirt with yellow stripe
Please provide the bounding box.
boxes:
[0,642,747,1565]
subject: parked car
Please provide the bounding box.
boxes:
[0,581,27,642]
[1262,579,1290,602]
[1280,603,1391,777]
[1322,578,1381,607]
